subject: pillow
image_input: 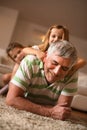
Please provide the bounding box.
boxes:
[71,94,87,111]
[77,72,87,96]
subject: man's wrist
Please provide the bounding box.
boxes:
[39,105,52,117]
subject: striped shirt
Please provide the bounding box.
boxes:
[11,55,78,105]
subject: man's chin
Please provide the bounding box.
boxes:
[48,78,59,84]
[50,77,63,83]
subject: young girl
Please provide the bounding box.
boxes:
[18,25,69,60]
[38,24,69,51]
[0,42,24,95]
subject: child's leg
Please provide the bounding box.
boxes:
[0,84,9,95]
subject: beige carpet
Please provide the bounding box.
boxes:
[0,96,87,130]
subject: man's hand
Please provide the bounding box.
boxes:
[50,104,72,120]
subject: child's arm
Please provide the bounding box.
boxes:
[2,73,12,85]
[67,58,86,77]
[16,47,45,63]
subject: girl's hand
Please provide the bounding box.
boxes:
[35,50,45,60]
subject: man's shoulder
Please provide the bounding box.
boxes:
[25,55,37,59]
[62,72,78,84]
[22,55,43,67]
[20,55,37,65]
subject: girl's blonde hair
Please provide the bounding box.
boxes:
[38,25,69,52]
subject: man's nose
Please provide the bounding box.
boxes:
[53,65,61,75]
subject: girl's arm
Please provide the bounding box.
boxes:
[16,47,45,63]
[67,58,86,77]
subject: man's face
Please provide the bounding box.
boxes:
[44,52,71,84]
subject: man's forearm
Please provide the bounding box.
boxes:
[6,94,72,120]
[6,96,52,117]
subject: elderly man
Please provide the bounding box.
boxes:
[6,40,78,120]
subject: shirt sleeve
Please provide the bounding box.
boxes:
[10,55,36,91]
[61,72,78,96]
[32,45,39,50]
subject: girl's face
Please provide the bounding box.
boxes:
[9,47,23,63]
[48,28,64,45]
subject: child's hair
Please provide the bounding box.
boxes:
[6,42,24,61]
[38,24,69,52]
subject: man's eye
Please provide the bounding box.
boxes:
[61,66,69,71]
[52,61,58,66]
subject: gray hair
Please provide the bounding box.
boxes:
[47,40,78,66]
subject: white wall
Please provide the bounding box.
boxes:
[11,19,47,46]
[70,36,87,58]
[70,35,87,73]
[0,6,18,50]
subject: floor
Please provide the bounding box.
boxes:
[71,108,87,122]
